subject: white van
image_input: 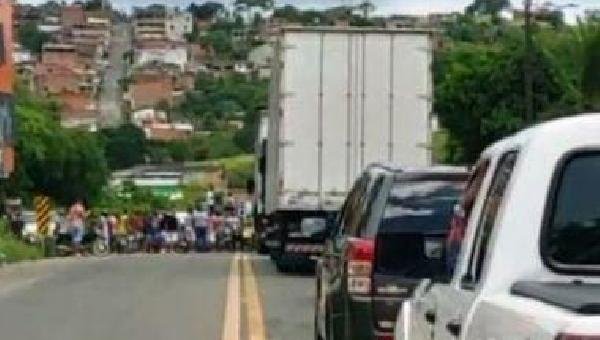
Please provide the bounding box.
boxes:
[396,114,600,340]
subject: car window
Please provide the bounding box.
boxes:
[344,173,376,237]
[462,160,490,219]
[300,217,327,235]
[467,151,519,285]
[378,179,465,234]
[339,174,366,236]
[358,175,388,238]
[545,153,600,269]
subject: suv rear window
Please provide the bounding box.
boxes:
[287,217,327,236]
[379,179,465,234]
[545,153,600,269]
[374,178,466,278]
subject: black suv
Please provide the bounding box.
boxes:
[314,166,468,340]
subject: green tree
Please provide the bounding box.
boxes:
[17,22,51,54]
[356,1,375,19]
[435,37,580,163]
[234,0,274,11]
[581,25,600,109]
[100,124,147,170]
[188,2,225,19]
[466,0,510,16]
[8,90,109,205]
[200,30,234,58]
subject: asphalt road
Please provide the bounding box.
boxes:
[0,253,315,340]
[99,22,131,127]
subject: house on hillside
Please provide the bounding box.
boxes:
[248,44,273,79]
[61,4,86,29]
[143,122,193,141]
[59,90,98,131]
[134,40,188,71]
[133,5,192,42]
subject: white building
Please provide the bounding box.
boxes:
[134,6,193,42]
[38,23,61,33]
[586,8,600,21]
[131,108,168,127]
[12,44,34,65]
[248,44,273,79]
[135,40,189,71]
[165,8,193,42]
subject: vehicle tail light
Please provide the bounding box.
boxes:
[376,335,393,340]
[556,333,600,340]
[347,237,375,295]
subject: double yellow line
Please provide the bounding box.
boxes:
[222,253,267,340]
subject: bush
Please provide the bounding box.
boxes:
[0,220,43,263]
[221,155,254,189]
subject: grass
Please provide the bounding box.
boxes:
[199,154,255,189]
[0,220,44,264]
[219,155,255,189]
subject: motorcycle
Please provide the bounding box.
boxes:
[55,228,110,257]
[112,232,145,254]
[216,226,233,251]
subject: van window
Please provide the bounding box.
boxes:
[545,153,600,268]
[467,151,518,285]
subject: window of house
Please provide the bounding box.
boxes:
[0,26,5,65]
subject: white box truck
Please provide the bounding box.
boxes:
[263,27,434,270]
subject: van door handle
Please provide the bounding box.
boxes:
[424,310,436,324]
[446,319,462,336]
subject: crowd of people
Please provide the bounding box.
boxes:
[53,200,253,256]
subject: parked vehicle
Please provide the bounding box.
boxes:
[21,210,57,244]
[254,116,270,254]
[56,228,109,257]
[263,27,435,270]
[396,114,600,340]
[315,165,468,340]
[272,210,335,273]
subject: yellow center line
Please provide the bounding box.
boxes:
[222,253,241,340]
[242,254,267,340]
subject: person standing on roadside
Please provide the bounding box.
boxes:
[107,212,117,250]
[193,207,208,251]
[183,208,196,252]
[207,206,219,250]
[68,200,87,256]
[146,211,162,253]
[99,212,110,250]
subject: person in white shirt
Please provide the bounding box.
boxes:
[193,208,208,251]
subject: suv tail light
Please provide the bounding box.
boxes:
[556,334,600,340]
[347,237,375,295]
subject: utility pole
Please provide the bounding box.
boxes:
[524,0,535,124]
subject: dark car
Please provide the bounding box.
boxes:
[270,210,336,272]
[314,166,468,340]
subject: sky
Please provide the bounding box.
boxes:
[18,0,599,23]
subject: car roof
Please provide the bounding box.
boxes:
[393,167,470,182]
[481,113,600,158]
